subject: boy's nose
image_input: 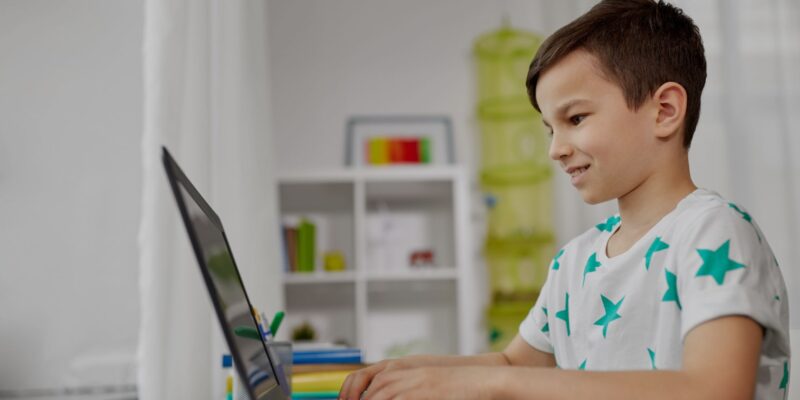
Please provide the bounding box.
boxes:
[548,133,573,161]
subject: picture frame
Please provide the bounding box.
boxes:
[345,115,455,166]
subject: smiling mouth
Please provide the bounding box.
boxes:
[570,165,590,178]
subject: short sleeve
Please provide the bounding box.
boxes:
[673,204,784,341]
[519,273,554,354]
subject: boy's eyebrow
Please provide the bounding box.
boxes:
[541,98,593,127]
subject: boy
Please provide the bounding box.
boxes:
[340,1,790,399]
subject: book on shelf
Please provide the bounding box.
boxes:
[297,218,316,272]
[290,347,366,397]
[281,219,314,273]
[293,348,362,365]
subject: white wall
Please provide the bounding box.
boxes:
[0,0,142,394]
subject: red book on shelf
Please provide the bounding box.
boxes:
[285,226,299,272]
[402,138,420,163]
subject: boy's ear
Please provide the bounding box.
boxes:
[652,82,687,140]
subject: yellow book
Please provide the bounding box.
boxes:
[292,370,351,393]
[368,138,389,165]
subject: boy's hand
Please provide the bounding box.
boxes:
[339,358,417,400]
[360,366,493,400]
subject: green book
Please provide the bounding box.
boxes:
[298,218,316,272]
[420,137,431,164]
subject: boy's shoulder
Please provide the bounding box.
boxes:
[559,188,762,253]
[668,188,764,242]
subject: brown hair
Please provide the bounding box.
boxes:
[526,0,706,148]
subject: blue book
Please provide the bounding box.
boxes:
[293,349,362,365]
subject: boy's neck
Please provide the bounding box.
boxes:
[615,161,697,238]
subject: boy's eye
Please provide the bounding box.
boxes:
[569,115,586,125]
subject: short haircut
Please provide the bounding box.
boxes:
[526,0,707,148]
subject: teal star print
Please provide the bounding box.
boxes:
[555,293,571,336]
[648,348,656,370]
[596,215,621,232]
[662,269,682,310]
[594,295,624,338]
[583,253,602,286]
[541,308,550,333]
[578,359,587,370]
[552,248,565,270]
[728,202,752,222]
[780,361,789,392]
[780,360,789,399]
[645,237,669,270]
[729,202,762,243]
[695,240,746,285]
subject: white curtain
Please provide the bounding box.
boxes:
[138,1,282,399]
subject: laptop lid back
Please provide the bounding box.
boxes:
[162,147,287,400]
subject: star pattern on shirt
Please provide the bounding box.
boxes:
[780,360,789,393]
[695,240,745,285]
[578,359,587,370]
[552,248,565,270]
[644,237,670,270]
[647,348,656,370]
[594,295,624,338]
[729,202,762,243]
[583,253,602,286]
[596,215,621,232]
[541,307,550,333]
[555,293,571,337]
[662,269,682,310]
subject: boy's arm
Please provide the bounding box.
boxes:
[361,315,762,400]
[340,334,555,400]
[494,315,762,400]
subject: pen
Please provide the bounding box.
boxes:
[270,311,285,336]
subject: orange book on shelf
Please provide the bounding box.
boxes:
[388,139,405,163]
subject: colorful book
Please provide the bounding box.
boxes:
[293,349,362,365]
[292,370,351,393]
[420,137,431,163]
[367,138,389,164]
[297,219,316,272]
[284,226,299,272]
[291,391,340,399]
[293,363,365,374]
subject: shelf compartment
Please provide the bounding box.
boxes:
[279,181,355,273]
[364,280,458,362]
[365,180,455,273]
[282,282,357,347]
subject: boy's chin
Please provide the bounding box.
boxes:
[579,189,614,205]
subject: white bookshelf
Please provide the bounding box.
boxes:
[276,166,479,362]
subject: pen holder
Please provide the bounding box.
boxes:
[268,340,293,394]
[233,341,293,400]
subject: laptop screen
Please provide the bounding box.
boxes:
[163,148,286,400]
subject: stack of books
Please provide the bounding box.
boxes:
[365,137,431,165]
[282,218,316,273]
[291,347,365,400]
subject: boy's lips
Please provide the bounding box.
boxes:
[566,164,591,185]
[565,164,591,176]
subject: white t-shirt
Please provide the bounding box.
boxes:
[519,188,790,399]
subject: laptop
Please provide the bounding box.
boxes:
[162,147,290,400]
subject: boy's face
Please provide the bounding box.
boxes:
[536,49,659,205]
